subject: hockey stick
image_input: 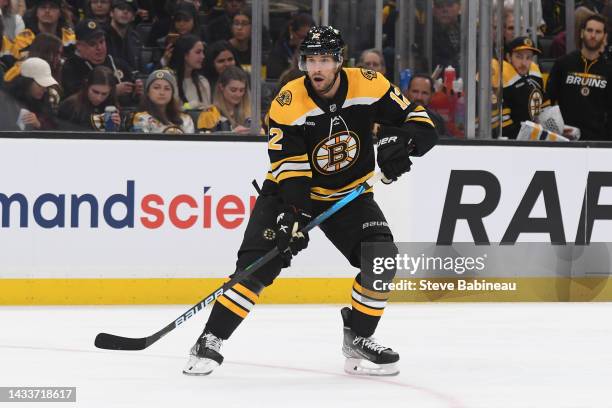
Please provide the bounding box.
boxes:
[94,172,387,351]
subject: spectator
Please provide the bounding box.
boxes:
[202,39,238,88]
[85,0,112,25]
[1,0,25,41]
[105,0,141,72]
[227,9,251,68]
[4,57,58,129]
[206,0,244,43]
[432,0,461,72]
[12,0,75,59]
[542,0,604,36]
[551,6,595,58]
[197,65,251,133]
[547,14,612,140]
[62,18,141,105]
[266,12,312,80]
[499,36,549,139]
[503,8,515,46]
[4,32,62,82]
[356,48,386,77]
[3,33,62,112]
[159,2,203,66]
[405,73,448,138]
[167,33,211,109]
[58,65,120,130]
[132,69,194,133]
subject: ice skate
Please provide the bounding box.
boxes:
[183,332,224,376]
[341,307,400,376]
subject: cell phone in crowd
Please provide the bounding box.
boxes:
[165,33,180,47]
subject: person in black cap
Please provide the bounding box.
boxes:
[498,36,550,139]
[12,0,75,59]
[61,18,142,105]
[105,0,142,72]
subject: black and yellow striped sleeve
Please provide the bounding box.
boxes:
[267,78,314,210]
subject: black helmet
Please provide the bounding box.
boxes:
[298,26,345,71]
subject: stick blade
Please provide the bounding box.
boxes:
[95,333,148,351]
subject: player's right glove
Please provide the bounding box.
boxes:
[376,133,413,183]
[276,205,311,259]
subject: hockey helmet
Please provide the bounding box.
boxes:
[298,26,345,71]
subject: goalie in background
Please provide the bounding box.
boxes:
[183,26,437,378]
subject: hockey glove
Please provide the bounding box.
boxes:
[376,133,413,183]
[276,205,311,258]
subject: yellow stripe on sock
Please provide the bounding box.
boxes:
[352,299,385,317]
[353,281,389,301]
[217,295,248,318]
[233,283,258,303]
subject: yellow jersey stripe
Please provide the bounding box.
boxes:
[270,154,309,171]
[312,187,373,201]
[276,170,313,182]
[217,295,248,318]
[406,116,435,126]
[310,171,374,196]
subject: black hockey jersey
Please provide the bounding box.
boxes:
[262,67,436,210]
[546,50,612,141]
[500,60,550,139]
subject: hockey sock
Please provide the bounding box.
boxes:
[205,280,261,340]
[350,274,390,337]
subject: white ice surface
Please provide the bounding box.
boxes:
[1,303,611,408]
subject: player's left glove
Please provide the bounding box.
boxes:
[376,133,413,183]
[276,205,312,259]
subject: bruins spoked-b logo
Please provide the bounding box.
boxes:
[360,68,377,80]
[312,131,360,174]
[276,90,292,106]
[528,88,544,119]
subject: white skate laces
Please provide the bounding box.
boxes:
[200,333,222,353]
[353,337,387,354]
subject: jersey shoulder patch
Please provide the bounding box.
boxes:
[344,67,390,105]
[269,76,321,126]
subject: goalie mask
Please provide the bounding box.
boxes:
[298,26,345,72]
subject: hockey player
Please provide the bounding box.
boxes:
[183,26,438,377]
[499,36,550,139]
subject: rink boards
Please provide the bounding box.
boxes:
[1,137,611,304]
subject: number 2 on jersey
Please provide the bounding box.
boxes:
[268,128,283,150]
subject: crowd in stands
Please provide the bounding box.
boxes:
[1,0,611,140]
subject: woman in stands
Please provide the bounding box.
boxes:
[197,65,254,133]
[132,69,194,133]
[58,66,121,131]
[159,3,204,66]
[266,12,313,80]
[5,57,58,130]
[167,33,211,110]
[202,40,239,88]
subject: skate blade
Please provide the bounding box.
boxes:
[182,356,219,376]
[344,358,400,376]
